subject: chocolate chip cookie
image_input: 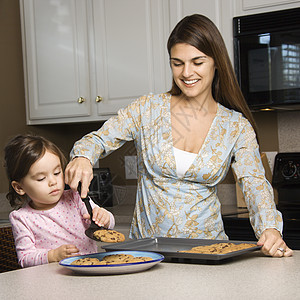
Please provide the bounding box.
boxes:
[179,242,257,254]
[71,257,102,265]
[103,254,153,264]
[93,229,125,243]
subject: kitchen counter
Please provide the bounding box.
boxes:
[0,250,299,299]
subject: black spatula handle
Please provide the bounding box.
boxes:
[78,183,95,225]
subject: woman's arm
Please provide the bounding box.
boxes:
[231,118,292,256]
[65,95,144,197]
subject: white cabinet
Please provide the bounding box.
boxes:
[168,0,236,63]
[20,0,91,123]
[92,0,171,116]
[22,0,299,125]
[233,0,300,15]
[20,0,171,124]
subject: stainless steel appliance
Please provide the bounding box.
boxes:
[233,8,300,111]
[223,152,300,249]
[272,153,300,249]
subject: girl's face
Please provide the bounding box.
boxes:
[170,43,216,99]
[12,150,65,210]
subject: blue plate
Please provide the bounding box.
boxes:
[59,250,164,275]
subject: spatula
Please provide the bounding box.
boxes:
[78,183,106,241]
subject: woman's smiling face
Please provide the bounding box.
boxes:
[170,43,216,100]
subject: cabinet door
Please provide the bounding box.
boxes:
[92,0,171,116]
[169,0,235,62]
[20,0,91,123]
[235,0,300,13]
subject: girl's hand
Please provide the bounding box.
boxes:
[257,228,293,257]
[48,244,79,263]
[83,207,111,228]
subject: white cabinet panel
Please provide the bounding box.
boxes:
[93,0,170,116]
[242,0,300,10]
[169,0,221,27]
[234,0,300,15]
[169,0,235,61]
[21,0,91,121]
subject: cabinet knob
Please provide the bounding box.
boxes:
[77,97,86,104]
[96,96,103,102]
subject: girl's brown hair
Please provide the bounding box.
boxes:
[4,134,67,209]
[167,14,257,135]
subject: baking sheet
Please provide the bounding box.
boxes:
[102,237,261,262]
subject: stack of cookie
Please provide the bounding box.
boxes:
[71,254,153,265]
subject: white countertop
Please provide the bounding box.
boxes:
[0,250,299,299]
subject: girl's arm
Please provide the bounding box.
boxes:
[9,211,49,268]
[10,209,82,266]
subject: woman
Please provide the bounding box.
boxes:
[65,14,292,257]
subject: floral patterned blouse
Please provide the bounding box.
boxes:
[71,93,282,240]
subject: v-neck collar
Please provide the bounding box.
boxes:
[165,94,220,177]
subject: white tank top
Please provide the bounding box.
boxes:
[173,147,197,178]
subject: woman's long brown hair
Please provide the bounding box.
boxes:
[167,14,258,136]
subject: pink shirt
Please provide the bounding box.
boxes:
[9,189,115,268]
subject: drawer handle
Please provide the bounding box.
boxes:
[96,96,103,102]
[77,97,86,104]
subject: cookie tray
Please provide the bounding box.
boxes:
[102,237,261,263]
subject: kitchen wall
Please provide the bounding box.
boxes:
[0,0,299,210]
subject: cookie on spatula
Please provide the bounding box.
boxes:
[93,229,125,243]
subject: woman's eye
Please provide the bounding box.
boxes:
[171,60,183,67]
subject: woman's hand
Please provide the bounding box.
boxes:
[83,207,111,228]
[65,157,94,198]
[48,244,79,263]
[257,228,293,257]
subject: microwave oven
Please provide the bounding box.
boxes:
[233,8,300,111]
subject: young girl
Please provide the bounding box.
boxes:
[4,134,115,268]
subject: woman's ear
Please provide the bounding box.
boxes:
[11,181,26,195]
